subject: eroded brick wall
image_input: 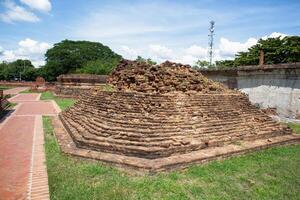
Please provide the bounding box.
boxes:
[55,74,108,97]
[60,91,291,159]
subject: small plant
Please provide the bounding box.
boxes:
[288,123,300,134]
[102,84,115,92]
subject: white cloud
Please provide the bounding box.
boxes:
[218,37,257,58]
[149,44,173,60]
[17,38,51,55]
[119,32,289,66]
[31,60,46,66]
[262,32,288,40]
[0,0,40,23]
[0,38,51,67]
[20,0,51,12]
[120,45,138,60]
[184,45,208,58]
[1,50,17,61]
[174,55,198,65]
[144,37,258,65]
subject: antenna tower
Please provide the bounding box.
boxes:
[208,20,215,66]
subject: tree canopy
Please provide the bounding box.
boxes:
[216,36,300,68]
[0,59,39,81]
[193,60,210,69]
[135,56,157,65]
[41,40,122,81]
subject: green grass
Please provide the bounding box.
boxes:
[20,89,41,93]
[41,91,76,110]
[102,84,116,92]
[0,85,14,90]
[43,116,300,200]
[288,123,300,134]
[8,102,17,108]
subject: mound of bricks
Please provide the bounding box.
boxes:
[108,60,228,93]
[56,60,300,173]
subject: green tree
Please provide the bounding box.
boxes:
[135,56,157,65]
[218,36,300,67]
[0,59,36,81]
[194,60,210,69]
[76,58,120,75]
[22,67,38,81]
[42,40,122,81]
[215,60,235,68]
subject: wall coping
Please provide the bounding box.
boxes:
[56,74,107,83]
[199,62,300,73]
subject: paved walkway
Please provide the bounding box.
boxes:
[0,93,60,200]
[3,87,29,95]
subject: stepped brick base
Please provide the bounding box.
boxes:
[53,116,300,173]
[54,91,300,173]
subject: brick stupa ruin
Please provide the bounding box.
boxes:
[54,59,300,173]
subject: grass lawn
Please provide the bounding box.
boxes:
[20,89,41,93]
[0,85,15,90]
[43,114,300,200]
[288,123,300,134]
[41,91,76,110]
[8,102,17,108]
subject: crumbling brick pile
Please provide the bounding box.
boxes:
[108,60,228,93]
[57,59,300,173]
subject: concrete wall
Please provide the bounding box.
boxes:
[200,63,300,118]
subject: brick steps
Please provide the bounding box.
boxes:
[59,91,293,160]
[53,115,300,173]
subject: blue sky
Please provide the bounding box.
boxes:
[0,0,299,66]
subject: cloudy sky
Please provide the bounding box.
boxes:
[0,0,300,67]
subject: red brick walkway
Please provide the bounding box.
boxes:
[3,87,29,95]
[9,94,40,102]
[0,93,59,200]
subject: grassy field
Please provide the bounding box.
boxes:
[288,123,300,134]
[20,89,42,93]
[41,91,76,110]
[20,90,36,93]
[43,103,300,200]
[0,85,14,90]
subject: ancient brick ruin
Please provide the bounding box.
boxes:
[109,60,227,93]
[55,74,107,97]
[55,60,300,173]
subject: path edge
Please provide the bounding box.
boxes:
[27,115,50,200]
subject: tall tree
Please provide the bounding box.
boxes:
[216,36,300,67]
[42,40,122,81]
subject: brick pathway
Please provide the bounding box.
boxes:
[0,93,59,200]
[3,87,29,95]
[9,94,40,102]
